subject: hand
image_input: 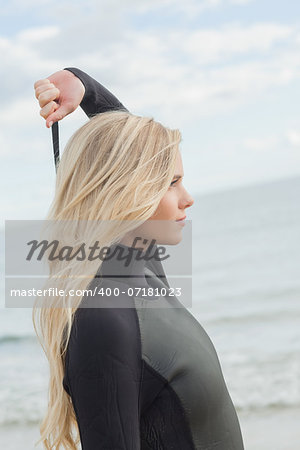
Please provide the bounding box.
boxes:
[34,70,85,128]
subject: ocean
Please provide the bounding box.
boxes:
[1,175,299,449]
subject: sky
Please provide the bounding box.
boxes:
[1,0,300,224]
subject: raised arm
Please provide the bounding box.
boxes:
[65,67,128,118]
[34,68,128,128]
[63,299,142,449]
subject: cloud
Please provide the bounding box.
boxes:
[132,0,255,18]
[230,0,254,4]
[135,0,222,17]
[0,30,61,106]
[1,0,252,22]
[0,0,300,224]
[20,18,294,126]
[1,0,296,113]
[0,98,40,127]
[17,26,59,43]
[170,23,293,64]
[243,136,279,152]
[286,130,300,147]
[0,17,298,161]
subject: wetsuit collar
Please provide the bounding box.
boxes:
[98,242,154,288]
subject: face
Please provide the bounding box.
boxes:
[121,151,194,249]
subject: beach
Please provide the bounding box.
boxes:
[1,175,299,449]
[239,408,300,450]
[0,407,299,449]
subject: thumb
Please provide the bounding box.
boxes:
[46,103,73,128]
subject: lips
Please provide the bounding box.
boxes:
[176,215,186,221]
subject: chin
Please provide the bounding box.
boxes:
[130,220,183,247]
[153,231,183,246]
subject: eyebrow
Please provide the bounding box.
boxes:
[172,174,184,179]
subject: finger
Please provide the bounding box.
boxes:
[35,82,58,100]
[38,87,60,108]
[40,101,59,120]
[34,78,50,90]
[46,104,72,128]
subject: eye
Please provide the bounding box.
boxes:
[170,178,179,187]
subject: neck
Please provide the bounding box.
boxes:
[98,242,153,288]
[119,234,158,255]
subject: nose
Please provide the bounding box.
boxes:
[185,195,194,209]
[187,198,194,208]
[180,186,194,210]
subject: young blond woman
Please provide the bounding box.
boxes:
[33,68,244,450]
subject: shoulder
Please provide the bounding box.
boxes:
[67,281,141,361]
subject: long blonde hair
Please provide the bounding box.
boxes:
[32,110,180,449]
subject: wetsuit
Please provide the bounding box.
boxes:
[62,68,245,450]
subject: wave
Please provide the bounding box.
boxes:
[203,308,300,326]
[0,417,41,426]
[1,401,299,427]
[0,334,37,345]
[235,402,300,413]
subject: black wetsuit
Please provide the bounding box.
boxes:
[62,68,245,450]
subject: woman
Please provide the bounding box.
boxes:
[33,68,244,449]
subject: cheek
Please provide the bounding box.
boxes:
[152,192,177,220]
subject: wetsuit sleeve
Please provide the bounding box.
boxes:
[63,305,142,449]
[64,67,129,118]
